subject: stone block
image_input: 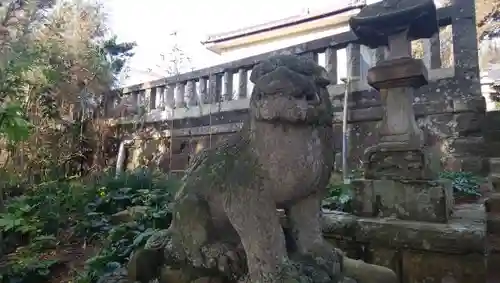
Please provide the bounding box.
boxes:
[442,155,487,175]
[366,246,401,277]
[354,216,484,254]
[401,251,485,283]
[484,129,500,142]
[486,194,500,253]
[367,57,429,90]
[363,147,438,180]
[485,193,500,214]
[487,253,500,283]
[490,174,500,192]
[490,158,500,175]
[418,112,483,138]
[351,179,453,223]
[326,237,362,260]
[446,136,486,157]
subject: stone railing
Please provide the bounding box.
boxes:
[112,0,485,176]
[104,4,472,127]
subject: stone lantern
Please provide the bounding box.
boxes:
[348,0,453,223]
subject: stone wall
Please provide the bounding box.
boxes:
[321,205,486,283]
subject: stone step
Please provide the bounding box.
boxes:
[447,136,486,157]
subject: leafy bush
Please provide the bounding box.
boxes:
[76,169,180,283]
[0,168,180,283]
[439,171,483,197]
[322,174,353,212]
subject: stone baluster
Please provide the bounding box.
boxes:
[346,44,362,80]
[451,0,479,81]
[325,47,338,85]
[136,91,146,116]
[422,31,442,69]
[199,77,209,104]
[147,88,156,110]
[143,89,150,111]
[156,86,165,109]
[165,84,175,109]
[238,69,248,99]
[374,46,387,65]
[223,71,234,101]
[175,83,186,108]
[344,44,361,107]
[247,70,254,95]
[208,74,221,103]
[185,80,198,106]
[131,91,139,109]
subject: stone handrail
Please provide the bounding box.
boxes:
[104,5,466,124]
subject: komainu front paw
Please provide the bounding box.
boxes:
[300,243,344,281]
[276,258,334,283]
[197,242,246,279]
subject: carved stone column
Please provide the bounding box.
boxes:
[348,0,453,223]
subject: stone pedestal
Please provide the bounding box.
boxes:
[351,179,453,223]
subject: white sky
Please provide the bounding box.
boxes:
[105,0,385,86]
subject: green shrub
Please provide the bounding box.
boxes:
[74,168,180,283]
[439,171,483,197]
[0,168,180,283]
[322,174,353,212]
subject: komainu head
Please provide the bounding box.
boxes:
[249,54,331,124]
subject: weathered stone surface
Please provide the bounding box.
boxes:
[363,148,435,180]
[352,218,484,254]
[486,194,500,253]
[191,277,224,283]
[326,237,362,260]
[366,247,400,277]
[444,136,486,157]
[329,109,487,175]
[159,267,191,283]
[442,155,486,174]
[367,58,428,90]
[487,253,500,283]
[351,179,453,223]
[418,112,483,138]
[320,205,486,282]
[401,252,485,283]
[349,0,438,49]
[485,194,500,215]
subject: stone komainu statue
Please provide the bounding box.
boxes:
[114,55,397,283]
